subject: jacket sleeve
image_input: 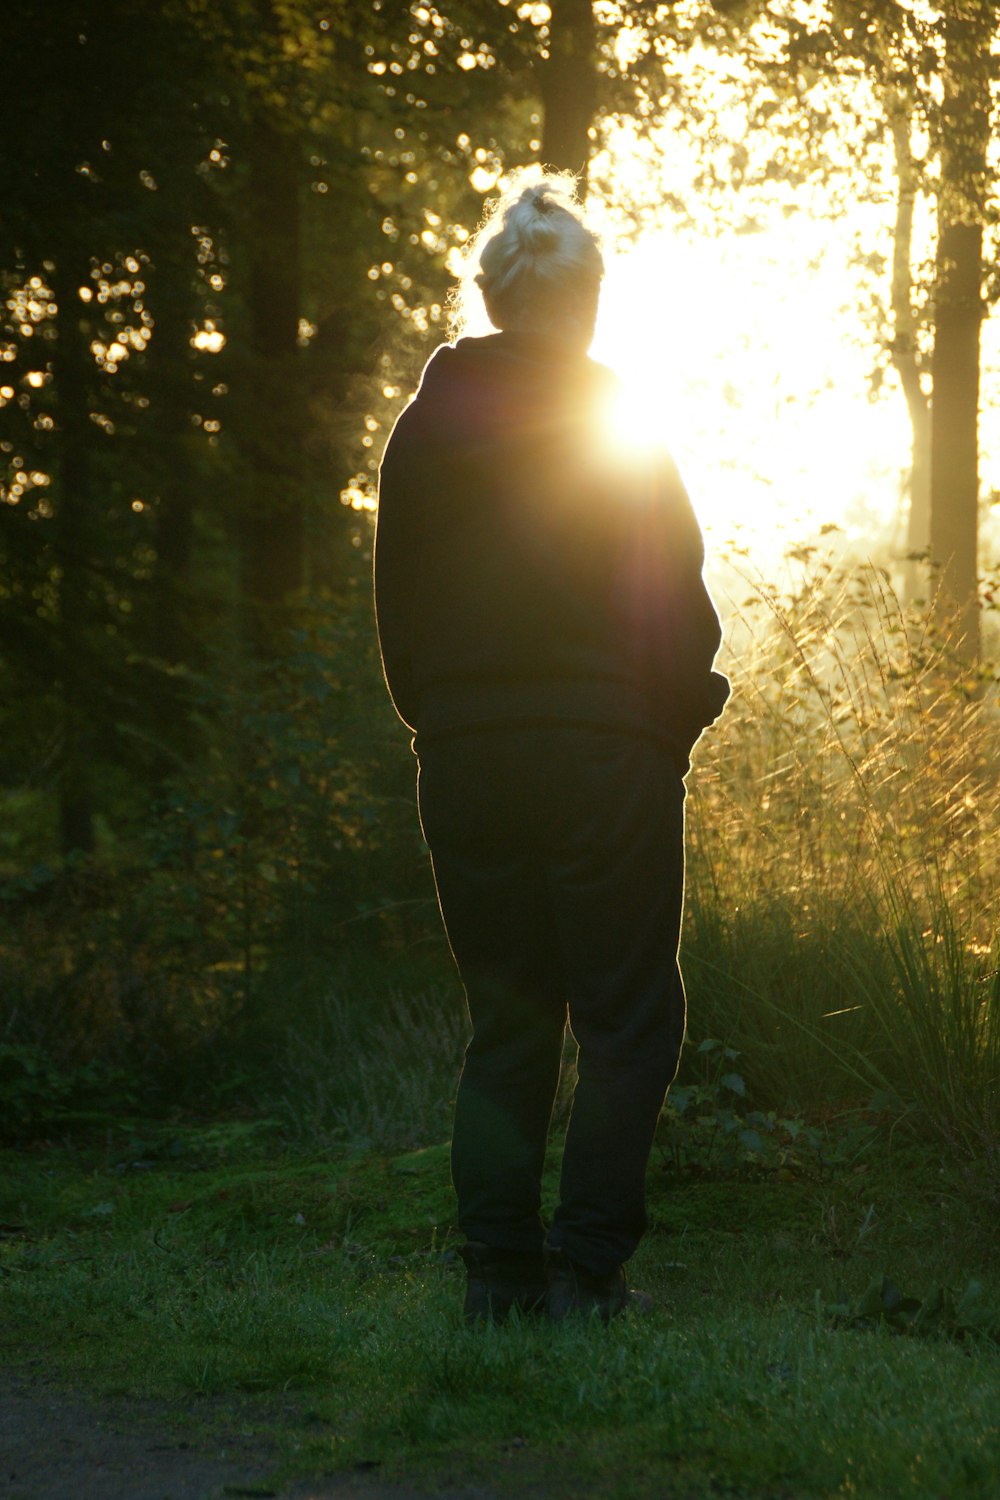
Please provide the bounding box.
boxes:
[619,448,730,754]
[374,402,426,732]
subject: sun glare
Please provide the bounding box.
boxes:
[592,213,923,572]
[454,101,1000,584]
[581,77,1000,584]
[603,378,666,455]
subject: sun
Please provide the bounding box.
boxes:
[590,217,914,567]
[591,232,757,520]
[600,371,674,457]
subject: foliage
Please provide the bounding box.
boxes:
[828,1272,1000,1346]
[659,1037,872,1178]
[0,1044,137,1142]
[0,586,441,1106]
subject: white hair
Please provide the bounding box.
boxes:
[448,166,604,343]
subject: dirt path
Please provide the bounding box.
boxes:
[1,1366,501,1500]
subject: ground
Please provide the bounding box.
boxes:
[1,1364,501,1500]
[3,1126,1000,1500]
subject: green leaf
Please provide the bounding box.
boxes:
[880,1278,905,1315]
[720,1072,747,1097]
[954,1279,997,1338]
[913,1286,954,1335]
[856,1274,889,1321]
[827,1290,852,1322]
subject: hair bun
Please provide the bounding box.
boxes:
[518,186,551,213]
[448,166,604,341]
[511,198,559,254]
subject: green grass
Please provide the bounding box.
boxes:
[2,1118,999,1498]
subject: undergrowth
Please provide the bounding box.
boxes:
[1,560,997,1194]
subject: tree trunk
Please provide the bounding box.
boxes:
[149,433,195,772]
[152,485,194,669]
[51,259,96,855]
[928,6,989,658]
[539,0,598,187]
[238,113,304,651]
[885,94,931,599]
[929,216,981,653]
[147,241,196,676]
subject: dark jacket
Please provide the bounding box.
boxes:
[374,331,729,762]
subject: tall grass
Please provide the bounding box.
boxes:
[278,981,466,1150]
[684,560,999,1183]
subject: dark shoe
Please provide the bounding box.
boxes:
[460,1241,547,1325]
[544,1248,650,1323]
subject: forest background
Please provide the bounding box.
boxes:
[1,0,999,1186]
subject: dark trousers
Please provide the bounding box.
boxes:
[416,725,687,1277]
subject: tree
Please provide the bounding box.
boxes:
[0,0,229,845]
[927,0,992,653]
[884,85,931,576]
[764,0,997,656]
[540,0,599,179]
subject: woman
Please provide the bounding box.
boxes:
[375,170,729,1322]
